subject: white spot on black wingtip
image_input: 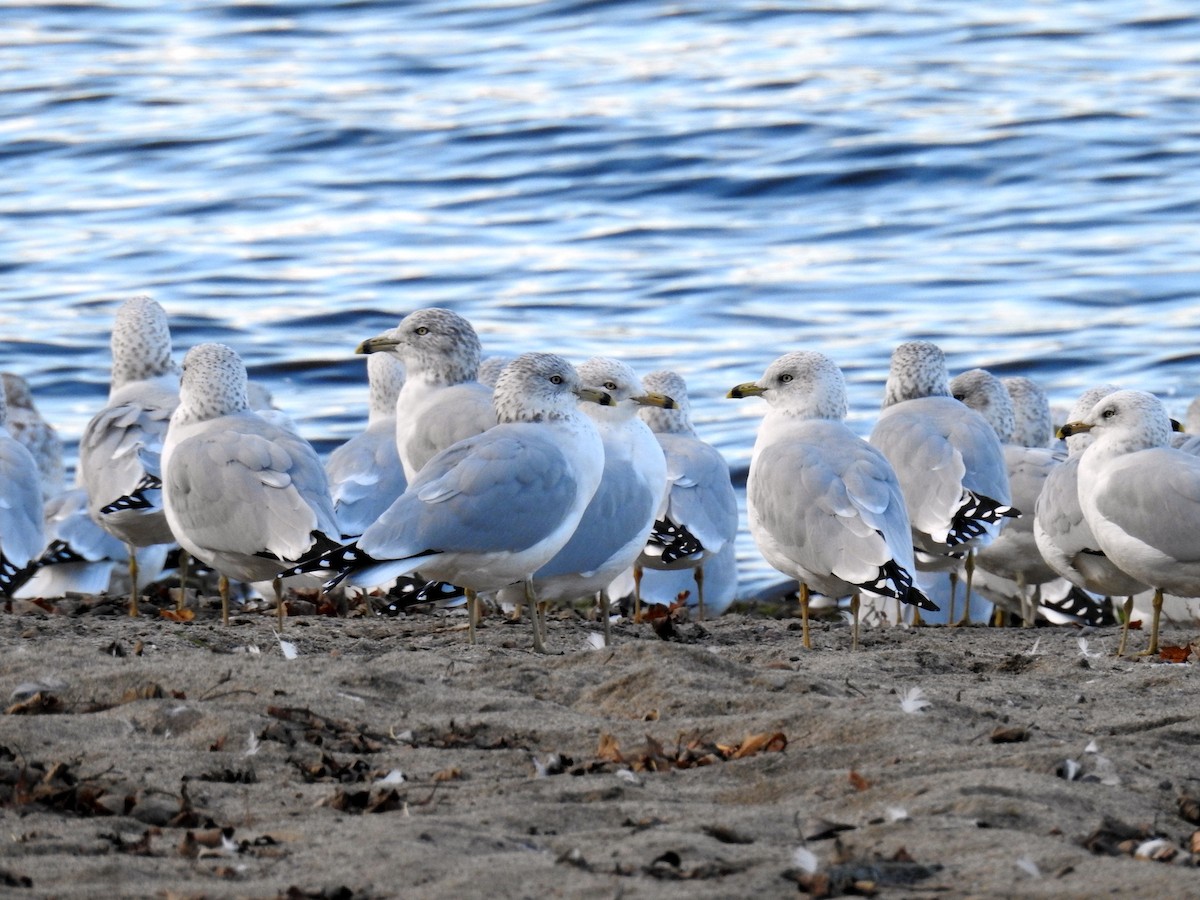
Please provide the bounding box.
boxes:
[853,559,939,611]
[946,490,1020,546]
[99,473,162,515]
[645,517,703,564]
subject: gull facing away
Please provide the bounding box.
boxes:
[494,357,671,647]
[285,353,610,652]
[951,368,1062,626]
[632,369,738,622]
[869,341,1017,625]
[0,385,46,596]
[77,296,181,615]
[1060,389,1200,657]
[2,373,65,501]
[325,352,408,539]
[162,343,340,625]
[356,308,495,481]
[1034,385,1147,649]
[729,351,937,649]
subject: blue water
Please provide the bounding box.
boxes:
[2,1,1199,594]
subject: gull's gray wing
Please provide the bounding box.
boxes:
[362,423,581,559]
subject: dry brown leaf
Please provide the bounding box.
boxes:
[1159,645,1192,664]
[596,733,624,764]
[5,692,61,716]
[160,609,195,623]
[848,769,871,792]
[432,766,462,783]
[730,732,788,760]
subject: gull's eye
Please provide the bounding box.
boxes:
[1102,408,1116,419]
[779,373,793,384]
[550,374,564,385]
[953,393,965,402]
[414,326,429,336]
[604,381,618,391]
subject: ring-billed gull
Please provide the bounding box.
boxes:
[631,369,738,623]
[0,385,46,596]
[1034,385,1146,647]
[77,296,180,614]
[870,341,1017,625]
[2,373,65,500]
[1059,389,1200,656]
[355,308,494,481]
[729,351,936,649]
[162,343,340,626]
[494,357,670,646]
[285,352,610,652]
[951,368,1061,626]
[326,353,408,539]
[1002,376,1055,449]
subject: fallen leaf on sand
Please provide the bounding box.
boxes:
[1158,644,1192,664]
[159,609,194,622]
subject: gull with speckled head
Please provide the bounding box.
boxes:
[162,343,340,625]
[286,352,610,652]
[869,341,1017,624]
[494,357,670,646]
[729,351,936,649]
[632,369,738,622]
[1059,389,1200,657]
[356,308,495,481]
[951,368,1061,626]
[77,296,180,615]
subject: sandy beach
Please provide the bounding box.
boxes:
[0,595,1197,898]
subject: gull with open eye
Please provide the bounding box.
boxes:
[1059,389,1200,657]
[284,353,611,652]
[356,308,495,481]
[729,351,937,649]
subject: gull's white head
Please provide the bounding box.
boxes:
[728,350,847,421]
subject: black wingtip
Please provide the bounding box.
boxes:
[645,517,703,564]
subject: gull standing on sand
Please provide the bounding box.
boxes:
[326,353,408,539]
[0,385,46,596]
[285,353,610,652]
[161,343,340,625]
[869,341,1016,624]
[355,308,495,481]
[77,296,180,614]
[494,357,670,645]
[1059,390,1200,657]
[729,351,937,649]
[1034,385,1147,643]
[630,369,738,622]
[951,368,1061,625]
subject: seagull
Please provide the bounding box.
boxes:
[951,368,1062,626]
[0,385,46,597]
[355,308,495,481]
[729,351,936,649]
[2,373,65,501]
[284,352,610,652]
[869,341,1017,625]
[1034,385,1147,646]
[1059,389,1200,657]
[77,296,180,615]
[631,369,738,623]
[161,343,340,625]
[326,352,408,539]
[494,357,670,646]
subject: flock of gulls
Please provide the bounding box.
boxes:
[1,296,1198,657]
